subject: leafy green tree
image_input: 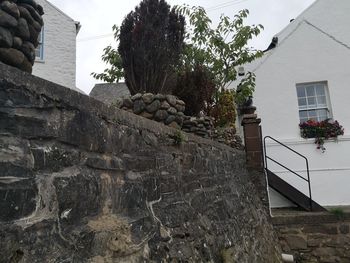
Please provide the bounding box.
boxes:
[91,26,124,83]
[176,6,263,104]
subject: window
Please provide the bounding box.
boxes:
[296,82,331,123]
[35,29,44,60]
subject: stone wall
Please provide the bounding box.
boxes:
[273,212,350,263]
[182,116,214,138]
[0,63,282,262]
[0,0,43,73]
[119,93,186,129]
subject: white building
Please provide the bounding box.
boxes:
[236,0,350,209]
[33,0,81,91]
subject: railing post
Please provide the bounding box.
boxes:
[241,107,263,171]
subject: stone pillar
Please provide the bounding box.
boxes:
[241,110,263,171]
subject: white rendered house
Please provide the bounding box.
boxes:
[235,0,350,209]
[33,0,81,91]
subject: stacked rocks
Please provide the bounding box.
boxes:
[182,116,214,138]
[0,0,44,73]
[212,127,244,150]
[120,93,186,129]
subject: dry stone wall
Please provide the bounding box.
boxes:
[118,94,243,148]
[119,93,186,129]
[0,63,282,262]
[0,0,43,73]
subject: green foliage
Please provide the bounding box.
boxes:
[210,90,236,127]
[93,3,263,122]
[176,5,263,93]
[330,208,345,219]
[92,0,185,95]
[171,130,185,145]
[236,72,256,105]
[91,26,124,83]
[173,65,216,116]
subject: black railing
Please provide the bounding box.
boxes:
[263,136,313,211]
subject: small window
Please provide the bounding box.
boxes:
[35,29,44,60]
[296,82,331,123]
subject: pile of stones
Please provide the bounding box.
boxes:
[182,116,214,138]
[118,92,243,149]
[119,93,186,129]
[0,0,44,73]
[212,127,244,149]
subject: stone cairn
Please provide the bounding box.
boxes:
[0,0,44,73]
[119,93,186,129]
[182,116,214,138]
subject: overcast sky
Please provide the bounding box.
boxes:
[48,0,315,94]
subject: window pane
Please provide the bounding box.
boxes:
[317,109,328,121]
[307,97,316,107]
[299,111,308,119]
[306,86,315,97]
[316,84,325,96]
[308,110,317,119]
[35,47,40,57]
[298,98,307,108]
[317,96,326,107]
[297,87,306,98]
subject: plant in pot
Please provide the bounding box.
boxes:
[299,119,344,152]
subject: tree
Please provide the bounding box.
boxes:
[91,26,124,83]
[176,6,263,104]
[93,0,185,95]
[174,64,216,116]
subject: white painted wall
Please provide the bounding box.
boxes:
[254,20,350,207]
[32,0,78,90]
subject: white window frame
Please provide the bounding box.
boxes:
[296,81,332,123]
[35,28,44,61]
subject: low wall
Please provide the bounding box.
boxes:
[273,212,350,262]
[0,63,281,262]
[119,93,185,129]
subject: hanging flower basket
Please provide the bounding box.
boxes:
[299,119,344,152]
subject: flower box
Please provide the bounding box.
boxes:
[299,119,344,152]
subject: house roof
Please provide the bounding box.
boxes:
[229,0,350,89]
[275,0,350,48]
[89,83,130,105]
[38,0,81,35]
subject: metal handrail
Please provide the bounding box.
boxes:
[263,136,313,211]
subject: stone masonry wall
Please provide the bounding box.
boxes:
[0,62,281,262]
[0,0,44,73]
[273,212,350,263]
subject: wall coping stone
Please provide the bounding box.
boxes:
[0,62,240,154]
[272,211,350,226]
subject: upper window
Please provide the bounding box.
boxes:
[35,29,44,60]
[296,82,331,123]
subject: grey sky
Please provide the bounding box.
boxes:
[48,0,315,94]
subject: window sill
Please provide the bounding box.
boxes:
[265,135,350,147]
[34,59,45,63]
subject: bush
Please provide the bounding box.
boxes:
[210,90,236,127]
[118,0,185,95]
[173,65,216,116]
